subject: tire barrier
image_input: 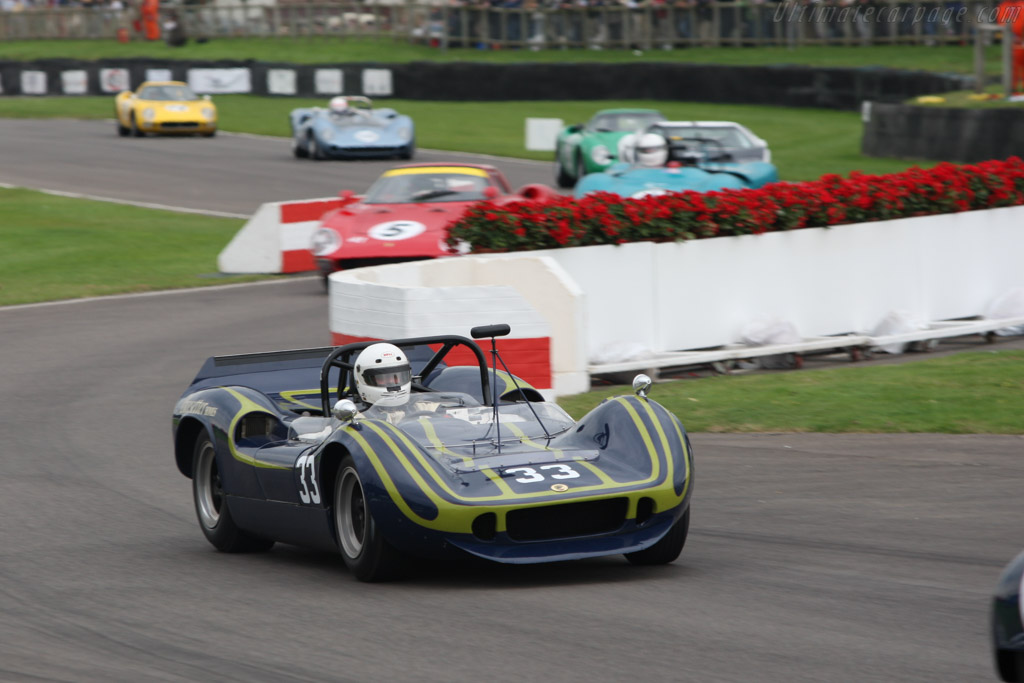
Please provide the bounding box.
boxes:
[0,58,972,110]
[861,101,1024,162]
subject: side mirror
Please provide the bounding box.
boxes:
[339,189,355,200]
[483,186,499,200]
[632,374,652,399]
[203,94,211,101]
[332,399,358,423]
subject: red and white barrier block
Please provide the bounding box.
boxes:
[328,257,591,399]
[218,197,346,274]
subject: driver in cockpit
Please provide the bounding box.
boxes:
[353,343,413,423]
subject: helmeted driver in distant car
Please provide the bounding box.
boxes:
[353,343,412,421]
[635,133,669,168]
[328,96,350,116]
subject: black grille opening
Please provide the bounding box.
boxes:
[506,498,628,542]
[636,497,655,526]
[472,512,497,541]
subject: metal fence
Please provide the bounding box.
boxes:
[0,1,1003,49]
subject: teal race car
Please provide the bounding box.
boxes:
[554,108,665,188]
[574,135,779,199]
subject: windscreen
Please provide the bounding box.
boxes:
[662,126,753,149]
[138,85,199,101]
[362,171,493,204]
[589,112,663,132]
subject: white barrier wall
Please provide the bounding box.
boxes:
[507,205,1024,357]
[329,255,589,397]
[218,196,345,274]
[328,205,1024,394]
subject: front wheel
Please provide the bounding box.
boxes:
[308,135,324,160]
[555,148,574,188]
[400,142,415,160]
[192,434,274,553]
[574,152,587,183]
[625,507,689,566]
[130,113,144,138]
[334,455,404,581]
[293,136,309,159]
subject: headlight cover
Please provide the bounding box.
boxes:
[142,107,155,121]
[320,128,334,141]
[201,107,216,121]
[311,228,342,256]
[590,145,611,165]
[397,127,411,141]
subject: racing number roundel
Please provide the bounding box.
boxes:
[368,220,427,241]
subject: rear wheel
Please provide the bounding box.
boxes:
[334,455,403,581]
[625,507,689,566]
[192,435,274,553]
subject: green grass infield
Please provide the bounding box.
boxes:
[558,350,1024,434]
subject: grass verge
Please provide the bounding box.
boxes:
[0,186,273,306]
[557,350,1024,433]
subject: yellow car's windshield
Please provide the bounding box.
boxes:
[138,85,199,101]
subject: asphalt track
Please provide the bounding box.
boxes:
[0,119,555,215]
[2,120,1022,682]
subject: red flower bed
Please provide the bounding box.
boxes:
[445,158,1024,253]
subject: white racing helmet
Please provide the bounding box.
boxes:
[328,96,349,114]
[636,133,669,168]
[353,343,412,408]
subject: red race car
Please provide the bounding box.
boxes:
[310,163,557,283]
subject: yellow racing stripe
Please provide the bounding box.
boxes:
[383,166,488,177]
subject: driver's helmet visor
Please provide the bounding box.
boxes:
[361,365,412,388]
[638,143,665,153]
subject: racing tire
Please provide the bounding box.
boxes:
[117,119,129,137]
[554,149,574,188]
[625,507,690,566]
[130,114,144,138]
[192,434,275,553]
[400,140,415,160]
[334,455,404,582]
[201,129,216,138]
[574,152,587,183]
[293,137,309,159]
[308,135,324,161]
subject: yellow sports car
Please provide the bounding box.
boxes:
[115,81,217,137]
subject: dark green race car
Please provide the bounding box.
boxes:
[554,108,665,188]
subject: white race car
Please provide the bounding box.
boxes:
[618,121,771,166]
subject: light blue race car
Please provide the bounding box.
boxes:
[574,135,778,199]
[290,96,415,161]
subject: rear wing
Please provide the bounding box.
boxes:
[190,347,334,391]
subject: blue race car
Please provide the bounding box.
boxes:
[993,549,1024,681]
[574,133,779,199]
[171,326,694,582]
[290,96,415,161]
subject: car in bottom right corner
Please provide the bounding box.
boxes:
[993,549,1024,681]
